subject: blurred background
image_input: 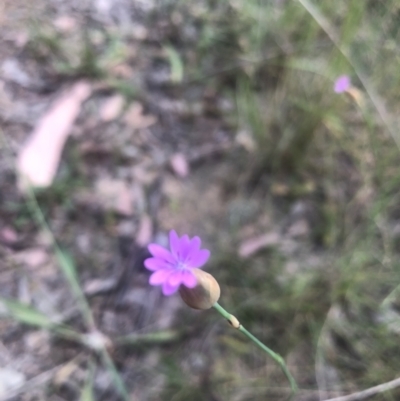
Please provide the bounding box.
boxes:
[1,0,400,400]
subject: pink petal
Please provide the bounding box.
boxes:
[181,270,197,288]
[334,75,350,93]
[148,244,175,263]
[185,236,201,261]
[188,249,210,268]
[179,234,191,259]
[168,271,183,286]
[149,269,171,285]
[162,281,180,296]
[169,230,180,259]
[144,258,170,271]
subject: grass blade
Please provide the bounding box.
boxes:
[80,362,95,401]
[1,298,54,328]
[164,45,184,83]
[25,187,95,328]
[54,249,94,327]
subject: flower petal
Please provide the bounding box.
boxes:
[168,271,184,287]
[179,234,191,260]
[162,281,180,296]
[148,244,175,263]
[181,270,197,288]
[144,258,170,271]
[188,249,210,268]
[149,269,171,285]
[334,75,350,93]
[169,230,180,259]
[184,236,201,262]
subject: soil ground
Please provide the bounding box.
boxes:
[2,1,400,401]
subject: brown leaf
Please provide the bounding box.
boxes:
[110,63,134,79]
[236,130,256,152]
[170,153,189,178]
[17,81,92,191]
[123,102,156,129]
[0,227,18,245]
[13,248,49,268]
[136,214,153,246]
[287,219,309,237]
[84,278,118,296]
[238,232,281,258]
[100,94,124,121]
[53,16,77,33]
[0,368,25,397]
[94,178,133,216]
[1,58,31,87]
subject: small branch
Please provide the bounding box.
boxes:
[323,376,400,401]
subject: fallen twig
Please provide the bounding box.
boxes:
[322,376,400,401]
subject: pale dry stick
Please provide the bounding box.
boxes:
[296,0,400,150]
[322,376,400,401]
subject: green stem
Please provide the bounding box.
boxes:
[25,187,95,329]
[101,348,130,401]
[213,302,298,395]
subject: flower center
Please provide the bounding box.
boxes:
[176,261,187,270]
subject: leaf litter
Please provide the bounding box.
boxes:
[16,81,92,191]
[1,1,395,400]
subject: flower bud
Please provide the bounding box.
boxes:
[179,269,220,310]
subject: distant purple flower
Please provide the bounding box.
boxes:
[334,75,351,93]
[144,230,211,296]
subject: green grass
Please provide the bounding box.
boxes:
[4,0,400,399]
[175,0,400,396]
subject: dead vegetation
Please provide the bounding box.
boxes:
[2,1,400,400]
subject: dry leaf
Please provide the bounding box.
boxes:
[0,368,25,397]
[100,94,124,121]
[24,330,51,355]
[132,25,148,40]
[14,31,29,48]
[287,219,309,237]
[0,227,18,245]
[53,16,77,33]
[1,58,31,87]
[132,164,158,185]
[110,63,134,79]
[17,81,92,191]
[53,360,80,386]
[123,102,156,129]
[95,178,133,215]
[13,248,49,268]
[84,278,118,296]
[347,87,364,106]
[236,130,256,152]
[271,182,290,196]
[238,232,280,258]
[170,153,189,177]
[136,214,153,246]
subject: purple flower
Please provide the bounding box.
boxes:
[144,230,211,296]
[334,75,351,93]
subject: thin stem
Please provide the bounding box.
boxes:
[100,348,130,401]
[25,186,95,329]
[213,302,298,395]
